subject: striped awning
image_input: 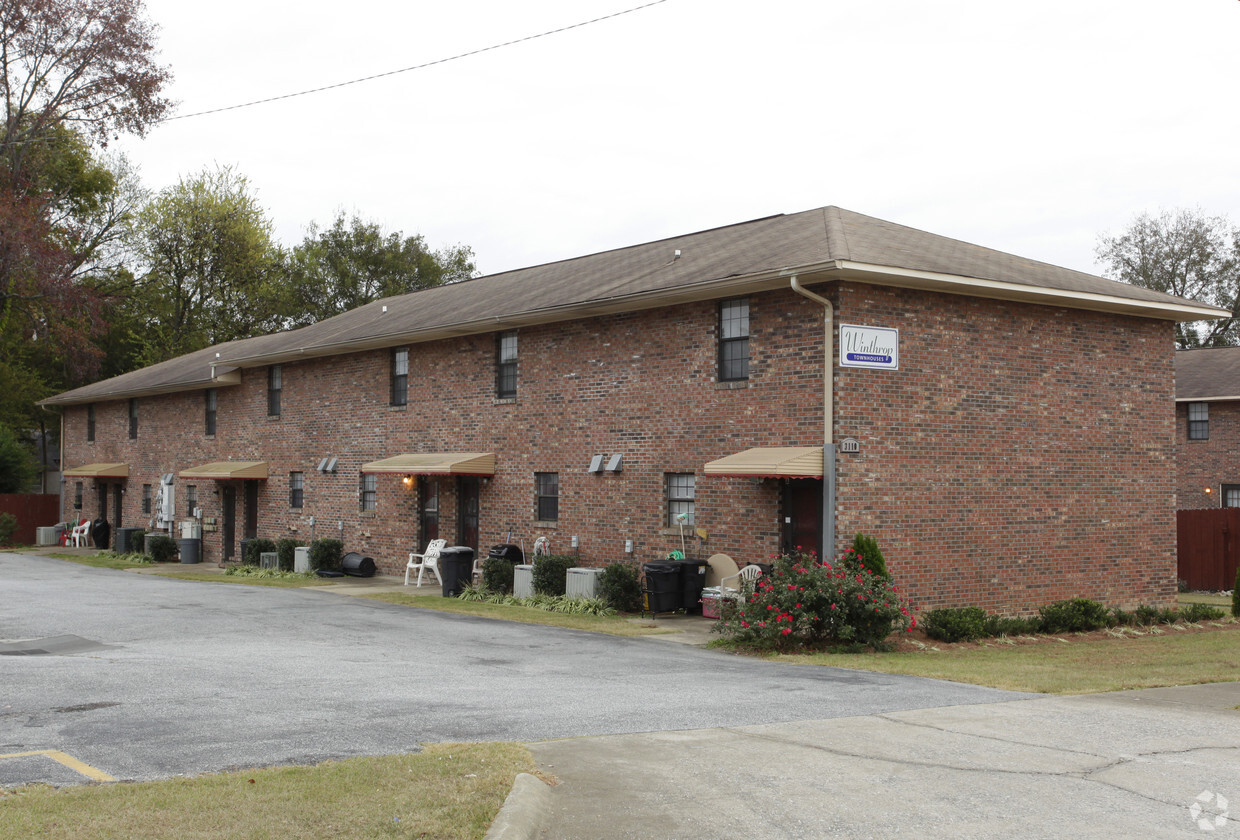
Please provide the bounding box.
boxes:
[178,461,268,480]
[360,452,495,476]
[703,447,823,478]
[62,462,129,478]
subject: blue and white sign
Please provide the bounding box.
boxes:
[840,324,899,370]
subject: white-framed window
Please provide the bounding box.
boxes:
[666,473,696,527]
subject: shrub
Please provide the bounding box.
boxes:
[1179,603,1224,623]
[849,532,889,579]
[145,534,178,563]
[481,555,515,593]
[921,607,988,643]
[714,550,914,651]
[275,538,303,572]
[983,613,1040,636]
[598,562,643,612]
[0,512,17,545]
[243,538,277,566]
[1038,598,1109,633]
[532,554,576,596]
[308,538,343,572]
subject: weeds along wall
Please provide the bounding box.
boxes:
[57,280,1179,612]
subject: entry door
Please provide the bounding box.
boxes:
[243,482,258,540]
[112,484,123,531]
[222,485,237,561]
[781,479,823,558]
[457,477,479,550]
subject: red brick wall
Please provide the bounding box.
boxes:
[58,281,1178,612]
[1176,399,1240,510]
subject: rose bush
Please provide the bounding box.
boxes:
[714,548,914,651]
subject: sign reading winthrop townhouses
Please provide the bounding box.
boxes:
[840,324,899,370]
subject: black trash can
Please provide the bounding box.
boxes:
[676,559,708,614]
[91,518,111,549]
[438,545,476,597]
[239,538,251,565]
[642,562,682,614]
[340,551,376,577]
[115,526,144,554]
[178,538,201,564]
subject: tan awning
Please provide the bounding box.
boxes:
[62,462,129,479]
[178,461,268,480]
[703,447,823,478]
[360,452,495,476]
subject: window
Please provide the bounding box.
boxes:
[268,365,282,416]
[128,398,138,439]
[289,471,304,508]
[718,298,750,381]
[418,476,439,543]
[666,473,696,527]
[360,473,377,511]
[391,347,409,406]
[142,484,152,514]
[86,404,95,442]
[74,482,83,510]
[496,331,518,398]
[535,472,559,521]
[205,388,217,435]
[186,485,198,516]
[1223,485,1240,507]
[1188,402,1209,440]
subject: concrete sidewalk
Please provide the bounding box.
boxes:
[528,683,1240,839]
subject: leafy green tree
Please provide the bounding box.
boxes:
[131,166,284,364]
[280,211,476,326]
[0,424,38,493]
[1096,209,1240,348]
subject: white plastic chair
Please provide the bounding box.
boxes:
[719,563,763,602]
[405,538,447,586]
[69,519,92,548]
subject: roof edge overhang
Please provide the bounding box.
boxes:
[704,446,824,479]
[1175,395,1240,403]
[831,261,1229,323]
[37,368,242,408]
[360,452,496,476]
[178,460,268,480]
[62,462,130,478]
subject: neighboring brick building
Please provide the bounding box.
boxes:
[42,207,1225,612]
[1175,347,1240,510]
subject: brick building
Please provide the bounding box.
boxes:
[1174,347,1240,509]
[42,207,1225,612]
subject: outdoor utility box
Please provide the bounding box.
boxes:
[259,551,279,570]
[513,564,534,598]
[36,526,58,546]
[114,526,144,554]
[566,567,604,599]
[180,519,202,539]
[293,546,310,573]
[437,546,475,597]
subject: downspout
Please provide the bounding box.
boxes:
[789,277,836,560]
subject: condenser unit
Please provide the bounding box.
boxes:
[566,567,604,599]
[513,564,534,598]
[294,546,310,573]
[259,551,279,570]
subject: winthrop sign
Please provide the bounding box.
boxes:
[840,324,898,370]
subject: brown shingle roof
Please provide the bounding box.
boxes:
[1175,347,1240,401]
[42,205,1227,407]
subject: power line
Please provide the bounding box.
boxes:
[165,0,670,122]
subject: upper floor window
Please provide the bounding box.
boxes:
[289,471,304,509]
[391,347,409,406]
[86,404,96,442]
[496,331,518,399]
[718,298,750,381]
[1188,402,1209,440]
[141,484,152,514]
[666,473,696,527]
[359,473,377,511]
[128,398,138,439]
[535,472,559,522]
[205,389,217,435]
[268,365,282,416]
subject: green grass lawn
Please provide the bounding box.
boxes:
[1179,591,1232,608]
[150,569,336,587]
[364,592,675,637]
[39,553,154,571]
[0,744,535,840]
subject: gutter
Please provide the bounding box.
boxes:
[789,276,836,560]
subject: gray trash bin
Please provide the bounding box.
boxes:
[178,538,201,564]
[438,546,475,597]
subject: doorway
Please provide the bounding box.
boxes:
[112,484,123,531]
[243,481,258,541]
[781,479,823,558]
[457,476,479,550]
[222,485,236,561]
[418,476,439,546]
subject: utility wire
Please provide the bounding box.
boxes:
[165,0,670,122]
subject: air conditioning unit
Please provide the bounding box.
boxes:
[259,551,279,570]
[294,546,310,573]
[513,564,534,598]
[36,526,59,546]
[566,567,604,599]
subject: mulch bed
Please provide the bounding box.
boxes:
[891,617,1239,653]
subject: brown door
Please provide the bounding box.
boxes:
[457,477,479,550]
[781,479,823,559]
[222,485,236,561]
[112,484,123,531]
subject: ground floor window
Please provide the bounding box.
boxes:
[141,484,152,514]
[1223,485,1240,508]
[360,473,377,511]
[418,476,439,544]
[289,472,304,508]
[535,472,559,521]
[666,473,696,526]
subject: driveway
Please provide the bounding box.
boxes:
[1,552,1021,786]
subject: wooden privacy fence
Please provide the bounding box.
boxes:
[0,494,60,545]
[1177,508,1240,591]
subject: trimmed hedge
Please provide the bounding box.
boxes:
[532,554,576,596]
[145,534,178,563]
[243,538,277,567]
[481,555,515,593]
[598,562,643,612]
[275,538,303,572]
[308,538,343,572]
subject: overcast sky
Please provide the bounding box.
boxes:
[115,0,1240,279]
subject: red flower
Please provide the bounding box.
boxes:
[781,627,792,635]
